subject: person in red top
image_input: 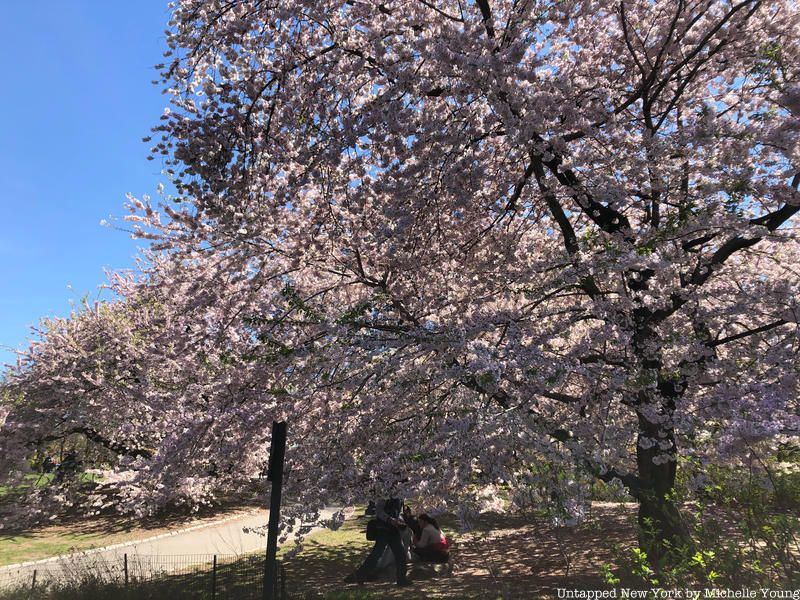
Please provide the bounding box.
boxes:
[411,514,449,564]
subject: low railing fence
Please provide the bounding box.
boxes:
[0,553,286,600]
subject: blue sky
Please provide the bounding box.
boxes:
[0,1,171,371]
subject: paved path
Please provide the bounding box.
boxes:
[0,507,343,588]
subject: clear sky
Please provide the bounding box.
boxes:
[0,1,172,371]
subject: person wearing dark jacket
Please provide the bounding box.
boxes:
[346,498,412,586]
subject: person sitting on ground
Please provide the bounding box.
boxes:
[403,505,421,540]
[411,513,449,564]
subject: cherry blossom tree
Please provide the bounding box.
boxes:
[2,0,799,563]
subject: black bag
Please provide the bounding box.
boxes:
[366,518,392,541]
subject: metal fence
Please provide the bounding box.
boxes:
[0,553,287,600]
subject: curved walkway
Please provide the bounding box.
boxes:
[0,507,341,589]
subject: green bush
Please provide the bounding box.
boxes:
[605,458,800,588]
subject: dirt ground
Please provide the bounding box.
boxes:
[284,502,640,599]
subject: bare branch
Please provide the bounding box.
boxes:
[710,319,790,348]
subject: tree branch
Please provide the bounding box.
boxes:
[532,155,579,255]
[33,426,154,460]
[475,0,495,40]
[589,462,643,500]
[710,319,790,348]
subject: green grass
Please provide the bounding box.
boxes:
[0,582,388,600]
[0,509,477,600]
[0,548,385,600]
[0,531,111,566]
[0,473,101,501]
[276,509,373,598]
[0,473,54,500]
[274,509,506,599]
[0,475,99,565]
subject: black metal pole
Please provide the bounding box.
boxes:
[211,554,217,600]
[263,421,287,600]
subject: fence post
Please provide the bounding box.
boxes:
[31,568,37,592]
[263,421,287,600]
[124,553,129,588]
[211,555,217,600]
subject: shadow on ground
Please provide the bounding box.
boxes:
[1,503,639,599]
[0,482,263,538]
[0,500,263,540]
[282,502,638,599]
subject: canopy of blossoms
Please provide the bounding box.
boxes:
[2,0,798,552]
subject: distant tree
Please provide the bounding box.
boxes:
[2,0,799,563]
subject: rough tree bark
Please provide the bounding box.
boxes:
[636,415,693,565]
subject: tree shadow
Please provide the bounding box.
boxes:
[0,555,266,600]
[1,504,639,599]
[282,503,639,599]
[0,497,263,539]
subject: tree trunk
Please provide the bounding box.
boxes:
[635,419,693,566]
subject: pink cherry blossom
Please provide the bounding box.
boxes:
[2,0,799,560]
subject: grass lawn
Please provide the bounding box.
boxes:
[0,531,111,567]
[0,473,102,499]
[0,473,55,499]
[0,505,260,566]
